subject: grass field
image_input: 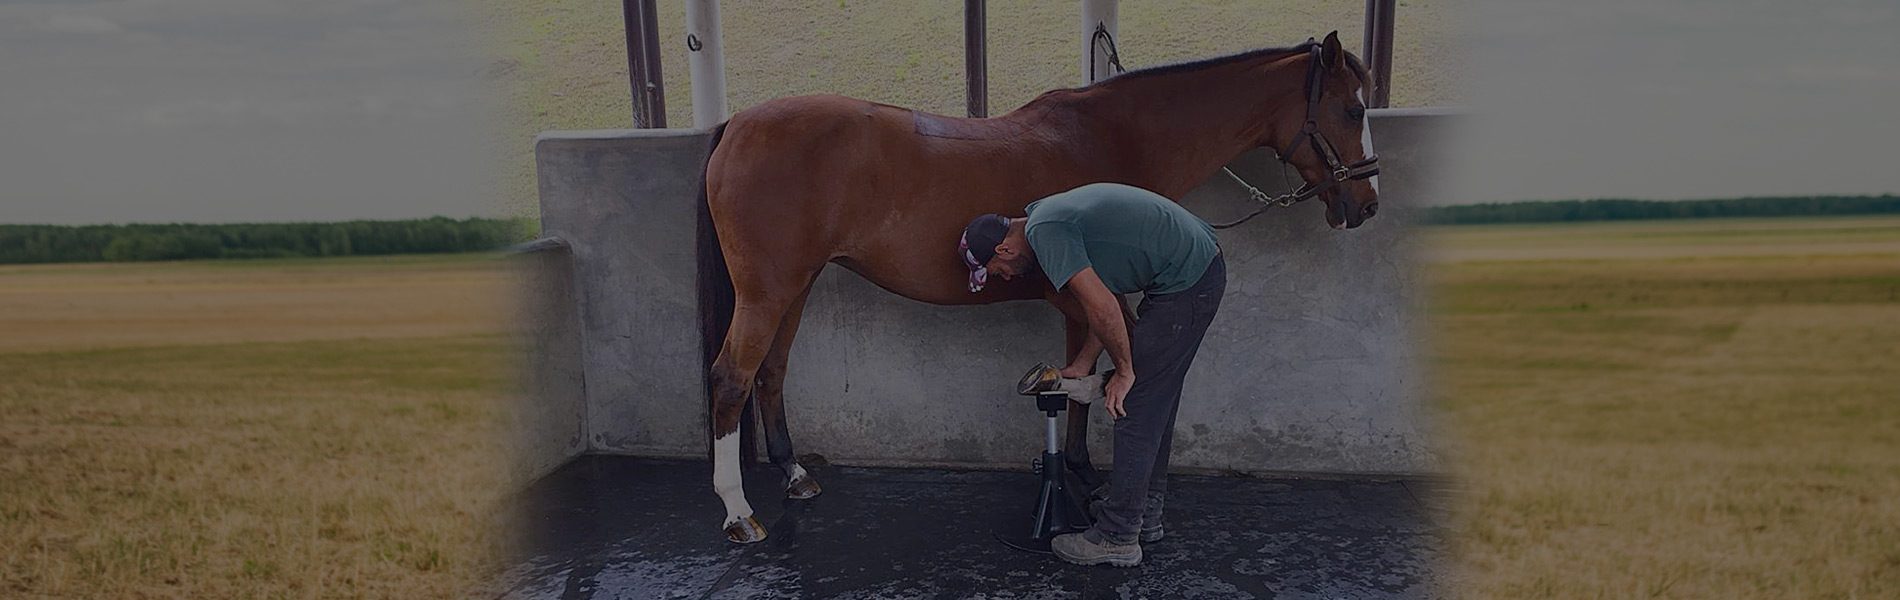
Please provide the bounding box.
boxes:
[480,0,1463,211]
[0,255,512,598]
[1427,216,1900,598]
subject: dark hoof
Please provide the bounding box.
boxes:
[786,474,822,499]
[1017,362,1061,395]
[723,515,767,544]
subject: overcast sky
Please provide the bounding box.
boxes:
[0,0,497,224]
[1455,0,1900,203]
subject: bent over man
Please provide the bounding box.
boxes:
[959,182,1226,567]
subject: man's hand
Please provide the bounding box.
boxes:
[1104,370,1135,419]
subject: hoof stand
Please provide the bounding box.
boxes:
[724,515,767,544]
[786,474,822,499]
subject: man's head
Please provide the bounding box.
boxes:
[958,214,1035,292]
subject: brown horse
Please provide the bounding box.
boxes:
[697,32,1380,543]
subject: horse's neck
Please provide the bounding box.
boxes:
[1037,56,1305,198]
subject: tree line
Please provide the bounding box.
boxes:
[1422,195,1900,225]
[7,195,1896,264]
[0,217,537,264]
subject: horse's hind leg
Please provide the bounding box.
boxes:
[755,285,821,499]
[710,296,800,544]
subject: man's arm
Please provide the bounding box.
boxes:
[1058,294,1134,377]
[1065,267,1135,417]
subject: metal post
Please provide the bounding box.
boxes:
[685,0,729,129]
[622,0,665,127]
[1080,0,1118,85]
[964,0,988,118]
[1362,0,1396,108]
[1045,413,1059,454]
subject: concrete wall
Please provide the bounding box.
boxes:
[510,244,589,484]
[526,109,1455,477]
[534,130,712,465]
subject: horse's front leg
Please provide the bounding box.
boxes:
[1048,291,1134,490]
[1061,317,1105,490]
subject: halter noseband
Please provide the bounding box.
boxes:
[1275,42,1381,204]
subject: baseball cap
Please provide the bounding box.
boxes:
[958,214,1010,292]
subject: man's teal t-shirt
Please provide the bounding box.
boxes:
[1024,182,1218,295]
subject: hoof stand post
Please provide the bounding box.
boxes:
[997,391,1093,553]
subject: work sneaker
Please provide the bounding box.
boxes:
[1051,529,1142,568]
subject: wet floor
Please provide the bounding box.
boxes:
[495,456,1447,599]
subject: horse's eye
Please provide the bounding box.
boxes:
[1347,106,1366,120]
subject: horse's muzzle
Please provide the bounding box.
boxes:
[1326,186,1379,230]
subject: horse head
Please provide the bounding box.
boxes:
[1265,32,1382,230]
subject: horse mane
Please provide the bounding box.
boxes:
[1099,43,1312,85]
[1022,41,1372,108]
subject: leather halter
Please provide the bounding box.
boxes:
[1205,41,1382,229]
[1275,43,1381,205]
[1087,29,1380,228]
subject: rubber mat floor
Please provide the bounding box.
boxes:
[494,455,1448,599]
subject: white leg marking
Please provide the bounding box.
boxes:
[1357,88,1380,194]
[713,432,754,527]
[1057,374,1104,405]
[787,463,809,483]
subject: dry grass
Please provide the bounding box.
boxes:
[0,255,512,598]
[0,255,511,354]
[1427,216,1900,598]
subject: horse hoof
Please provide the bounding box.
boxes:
[723,516,767,544]
[786,474,822,499]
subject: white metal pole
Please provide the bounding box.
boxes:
[1080,0,1118,85]
[684,0,728,129]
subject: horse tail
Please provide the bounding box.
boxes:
[696,122,735,437]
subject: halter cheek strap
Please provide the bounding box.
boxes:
[1209,42,1381,229]
[1276,43,1380,204]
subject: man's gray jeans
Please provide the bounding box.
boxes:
[1091,252,1225,544]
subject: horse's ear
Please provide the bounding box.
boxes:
[1321,31,1344,71]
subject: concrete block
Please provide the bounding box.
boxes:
[534,129,712,457]
[527,109,1460,476]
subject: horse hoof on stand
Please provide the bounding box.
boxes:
[723,515,767,544]
[786,473,822,499]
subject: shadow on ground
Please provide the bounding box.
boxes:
[495,456,1446,599]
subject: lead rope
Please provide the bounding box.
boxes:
[1090,25,1301,230]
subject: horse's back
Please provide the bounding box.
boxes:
[710,94,914,187]
[722,94,905,143]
